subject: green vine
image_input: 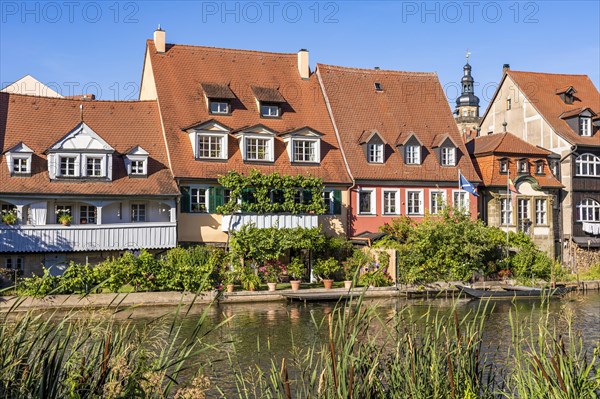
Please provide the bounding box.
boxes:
[216,170,326,215]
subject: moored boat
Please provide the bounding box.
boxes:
[456,285,573,299]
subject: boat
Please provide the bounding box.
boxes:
[456,285,573,299]
[502,285,542,292]
[282,291,357,302]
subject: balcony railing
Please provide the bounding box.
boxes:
[222,214,319,232]
[0,222,177,253]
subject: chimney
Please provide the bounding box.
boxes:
[502,64,510,75]
[154,25,166,54]
[297,49,309,79]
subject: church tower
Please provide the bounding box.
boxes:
[455,51,481,140]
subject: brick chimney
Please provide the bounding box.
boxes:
[154,25,166,54]
[297,49,309,79]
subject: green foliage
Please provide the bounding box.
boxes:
[287,257,305,280]
[59,262,95,294]
[342,250,372,281]
[158,246,225,292]
[312,258,340,280]
[581,262,600,280]
[315,236,354,262]
[17,268,58,297]
[216,169,326,215]
[1,208,18,225]
[239,267,261,290]
[359,269,393,287]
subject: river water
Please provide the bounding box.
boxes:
[113,291,600,396]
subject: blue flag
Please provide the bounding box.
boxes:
[459,173,479,197]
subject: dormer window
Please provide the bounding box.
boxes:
[85,157,103,177]
[252,86,286,118]
[293,140,318,162]
[246,137,270,160]
[441,147,456,166]
[209,100,230,115]
[580,117,592,136]
[368,143,384,163]
[280,127,323,164]
[13,157,29,174]
[235,125,276,162]
[499,159,508,174]
[125,146,149,177]
[201,83,236,115]
[374,82,383,91]
[535,161,545,175]
[260,103,280,118]
[131,160,145,175]
[198,135,226,159]
[406,145,421,165]
[184,120,231,161]
[550,159,560,177]
[4,142,33,176]
[518,159,529,174]
[60,156,77,176]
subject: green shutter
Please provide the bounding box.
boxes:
[215,187,225,207]
[333,190,342,214]
[208,187,215,213]
[180,186,191,213]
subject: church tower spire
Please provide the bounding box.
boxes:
[455,50,481,140]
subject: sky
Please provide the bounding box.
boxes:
[1,0,599,111]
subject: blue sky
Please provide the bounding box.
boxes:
[1,1,599,111]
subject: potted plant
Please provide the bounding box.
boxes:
[259,260,285,292]
[342,250,370,289]
[240,268,261,291]
[56,209,72,226]
[312,258,340,289]
[1,208,18,225]
[223,269,236,293]
[287,257,304,291]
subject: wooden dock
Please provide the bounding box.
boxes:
[282,291,358,302]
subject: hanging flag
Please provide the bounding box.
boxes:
[459,173,479,197]
[508,177,518,194]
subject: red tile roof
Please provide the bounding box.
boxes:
[317,64,481,183]
[507,71,600,147]
[0,93,179,196]
[467,132,553,156]
[146,41,351,185]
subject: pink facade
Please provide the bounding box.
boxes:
[348,185,479,236]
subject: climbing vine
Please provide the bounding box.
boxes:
[216,169,326,215]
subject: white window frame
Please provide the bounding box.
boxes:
[406,190,424,216]
[575,153,600,177]
[535,161,544,174]
[190,187,210,213]
[517,198,530,221]
[12,156,30,174]
[131,203,146,222]
[130,159,146,175]
[429,190,446,215]
[368,143,384,164]
[209,100,230,115]
[441,147,456,166]
[59,155,78,177]
[323,190,335,215]
[382,189,400,215]
[84,155,105,177]
[79,205,97,224]
[452,190,469,211]
[260,104,280,118]
[293,139,319,163]
[405,145,421,165]
[500,198,513,225]
[535,198,547,225]
[197,133,227,160]
[244,136,274,162]
[577,198,600,222]
[357,188,376,215]
[518,159,529,174]
[580,117,592,136]
[499,159,508,173]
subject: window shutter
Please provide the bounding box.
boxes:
[180,186,191,213]
[208,187,215,213]
[215,187,225,208]
[333,190,342,214]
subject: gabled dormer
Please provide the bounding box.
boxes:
[233,124,277,162]
[396,132,423,165]
[201,83,236,115]
[124,146,149,177]
[251,86,286,118]
[358,130,386,164]
[560,108,597,137]
[498,157,509,174]
[279,127,323,164]
[555,86,577,104]
[3,142,33,176]
[46,122,114,180]
[432,134,459,166]
[183,119,231,161]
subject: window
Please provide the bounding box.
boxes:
[323,191,333,214]
[535,199,547,225]
[382,190,399,215]
[190,188,209,213]
[453,191,469,211]
[12,157,29,174]
[499,159,508,174]
[368,143,384,163]
[580,117,592,136]
[551,160,560,177]
[80,205,96,224]
[575,154,600,177]
[358,190,375,215]
[462,110,468,117]
[60,156,76,176]
[441,147,456,166]
[4,257,23,271]
[209,101,229,114]
[406,190,423,215]
[131,204,146,222]
[405,145,421,165]
[500,198,513,225]
[198,135,225,159]
[506,98,512,110]
[518,159,529,174]
[374,82,383,91]
[430,190,446,215]
[55,205,72,223]
[246,138,270,161]
[86,157,103,177]
[293,140,317,162]
[518,198,530,223]
[260,104,280,117]
[577,198,600,222]
[131,160,145,175]
[535,161,544,175]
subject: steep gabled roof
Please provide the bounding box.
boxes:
[317,64,480,182]
[145,40,350,184]
[0,93,178,196]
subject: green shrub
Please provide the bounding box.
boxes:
[312,258,340,280]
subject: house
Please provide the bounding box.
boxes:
[316,64,481,237]
[467,132,563,256]
[0,93,179,276]
[480,67,600,266]
[138,29,352,244]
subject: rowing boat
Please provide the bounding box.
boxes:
[456,285,573,299]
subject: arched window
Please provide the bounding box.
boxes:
[575,154,600,177]
[577,198,600,222]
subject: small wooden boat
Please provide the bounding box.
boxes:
[502,285,542,292]
[282,291,356,302]
[456,285,572,299]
